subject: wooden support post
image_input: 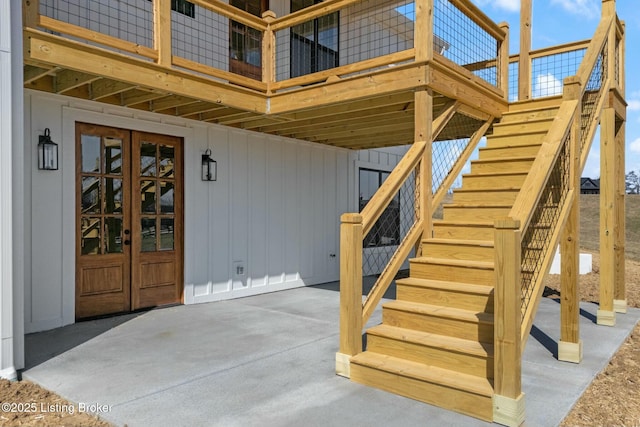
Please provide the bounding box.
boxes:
[559,77,582,363]
[415,90,433,241]
[262,11,276,91]
[518,0,532,101]
[493,218,525,427]
[601,0,615,18]
[23,0,40,28]
[336,213,363,378]
[614,114,626,313]
[598,106,616,326]
[153,0,172,67]
[414,0,434,62]
[499,22,510,101]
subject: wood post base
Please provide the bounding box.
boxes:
[558,340,583,363]
[613,299,627,313]
[335,352,351,378]
[596,309,616,326]
[493,393,525,427]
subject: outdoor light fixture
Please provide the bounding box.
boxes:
[38,128,59,170]
[201,148,217,181]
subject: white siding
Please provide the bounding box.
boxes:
[23,90,364,333]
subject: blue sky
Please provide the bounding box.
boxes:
[470,0,639,179]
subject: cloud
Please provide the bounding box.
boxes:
[629,100,640,111]
[532,73,563,98]
[471,0,519,13]
[630,138,640,154]
[550,0,599,19]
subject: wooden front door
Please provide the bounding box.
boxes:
[76,124,183,319]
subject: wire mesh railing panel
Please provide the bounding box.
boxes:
[580,41,607,152]
[275,0,414,82]
[432,113,485,194]
[520,133,570,317]
[508,60,519,102]
[172,4,230,72]
[362,169,417,277]
[39,0,153,48]
[531,48,586,99]
[614,36,620,88]
[433,0,500,88]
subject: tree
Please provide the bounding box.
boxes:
[626,170,640,194]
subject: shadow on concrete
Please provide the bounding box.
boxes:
[545,294,599,324]
[530,325,558,358]
[23,311,146,373]
[312,275,399,300]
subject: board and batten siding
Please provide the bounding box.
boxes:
[21,90,406,333]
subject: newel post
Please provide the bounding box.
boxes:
[499,22,510,101]
[518,0,532,100]
[262,11,276,90]
[336,213,363,378]
[493,218,525,427]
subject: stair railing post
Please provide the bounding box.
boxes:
[499,22,510,101]
[336,213,363,378]
[518,0,532,100]
[493,218,525,427]
[559,76,583,362]
[262,11,276,91]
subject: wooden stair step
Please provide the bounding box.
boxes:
[461,171,529,190]
[382,300,494,342]
[442,203,513,221]
[365,325,494,379]
[453,188,520,204]
[421,238,494,262]
[396,277,494,312]
[492,118,554,135]
[471,156,535,173]
[486,131,548,147]
[478,144,542,159]
[433,219,495,240]
[350,352,493,420]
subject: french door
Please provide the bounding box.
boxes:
[76,123,183,319]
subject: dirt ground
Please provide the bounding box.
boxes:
[0,250,638,426]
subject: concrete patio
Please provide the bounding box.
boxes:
[23,283,639,427]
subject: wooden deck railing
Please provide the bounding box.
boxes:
[493,6,620,407]
[24,0,507,97]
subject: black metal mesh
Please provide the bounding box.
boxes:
[580,41,607,152]
[432,113,485,193]
[531,48,586,98]
[615,36,620,88]
[433,0,500,88]
[508,60,519,102]
[275,0,414,81]
[39,0,153,48]
[520,133,570,317]
[172,3,230,71]
[362,168,417,277]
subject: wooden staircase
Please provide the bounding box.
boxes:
[349,98,562,421]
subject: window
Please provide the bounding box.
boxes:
[148,0,195,18]
[230,0,264,80]
[359,169,400,247]
[290,0,339,77]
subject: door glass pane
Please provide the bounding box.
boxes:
[81,217,101,255]
[141,217,157,252]
[160,218,174,251]
[160,182,174,214]
[82,177,101,214]
[104,217,123,253]
[159,145,174,178]
[81,134,101,173]
[141,180,156,214]
[105,137,122,175]
[140,142,156,177]
[105,178,123,214]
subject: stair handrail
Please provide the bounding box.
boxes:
[493,13,615,415]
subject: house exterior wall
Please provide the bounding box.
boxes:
[22,90,407,334]
[0,0,23,377]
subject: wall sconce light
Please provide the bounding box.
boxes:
[201,148,217,181]
[38,128,59,170]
